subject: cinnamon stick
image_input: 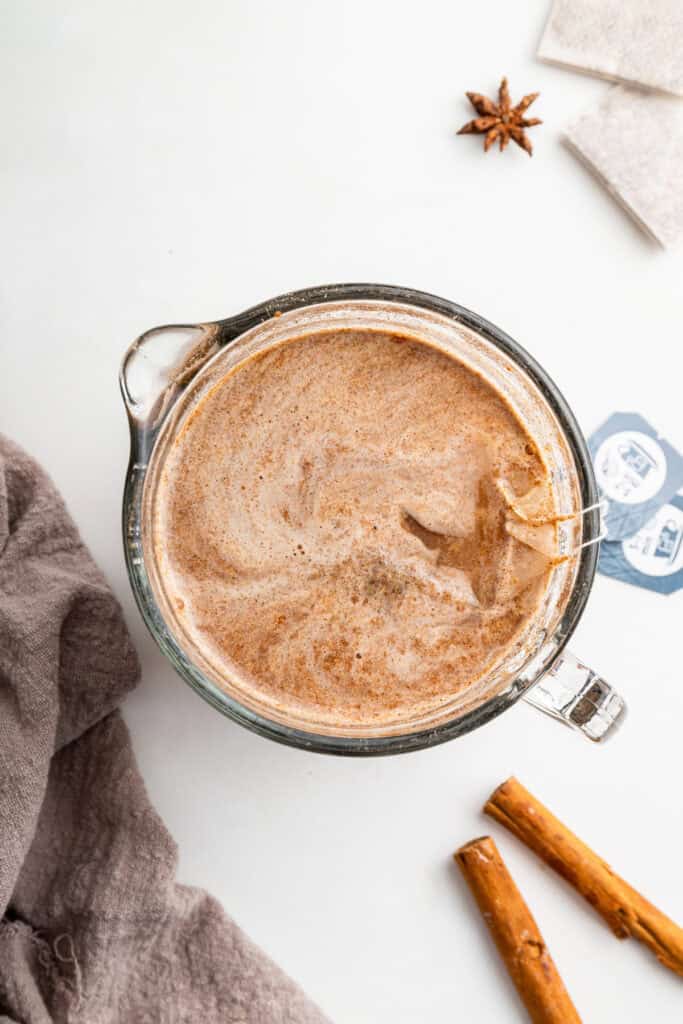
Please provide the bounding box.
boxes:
[454,836,582,1023]
[485,777,683,977]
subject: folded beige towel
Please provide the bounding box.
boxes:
[538,0,683,96]
[565,85,683,248]
[0,435,329,1024]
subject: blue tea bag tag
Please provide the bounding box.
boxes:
[588,413,683,541]
[598,496,683,594]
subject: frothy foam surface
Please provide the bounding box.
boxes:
[150,328,556,728]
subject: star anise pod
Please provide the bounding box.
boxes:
[457,77,542,156]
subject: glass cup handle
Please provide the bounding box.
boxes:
[522,650,626,742]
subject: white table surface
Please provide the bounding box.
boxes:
[3,2,682,1020]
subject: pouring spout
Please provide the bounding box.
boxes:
[119,323,218,464]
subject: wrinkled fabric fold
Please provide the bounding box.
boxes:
[0,435,329,1024]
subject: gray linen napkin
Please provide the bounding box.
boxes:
[0,434,329,1024]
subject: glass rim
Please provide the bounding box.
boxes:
[122,282,599,756]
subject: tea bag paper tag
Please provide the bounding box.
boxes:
[588,413,683,541]
[598,496,683,594]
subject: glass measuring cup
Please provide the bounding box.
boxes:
[120,283,625,754]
